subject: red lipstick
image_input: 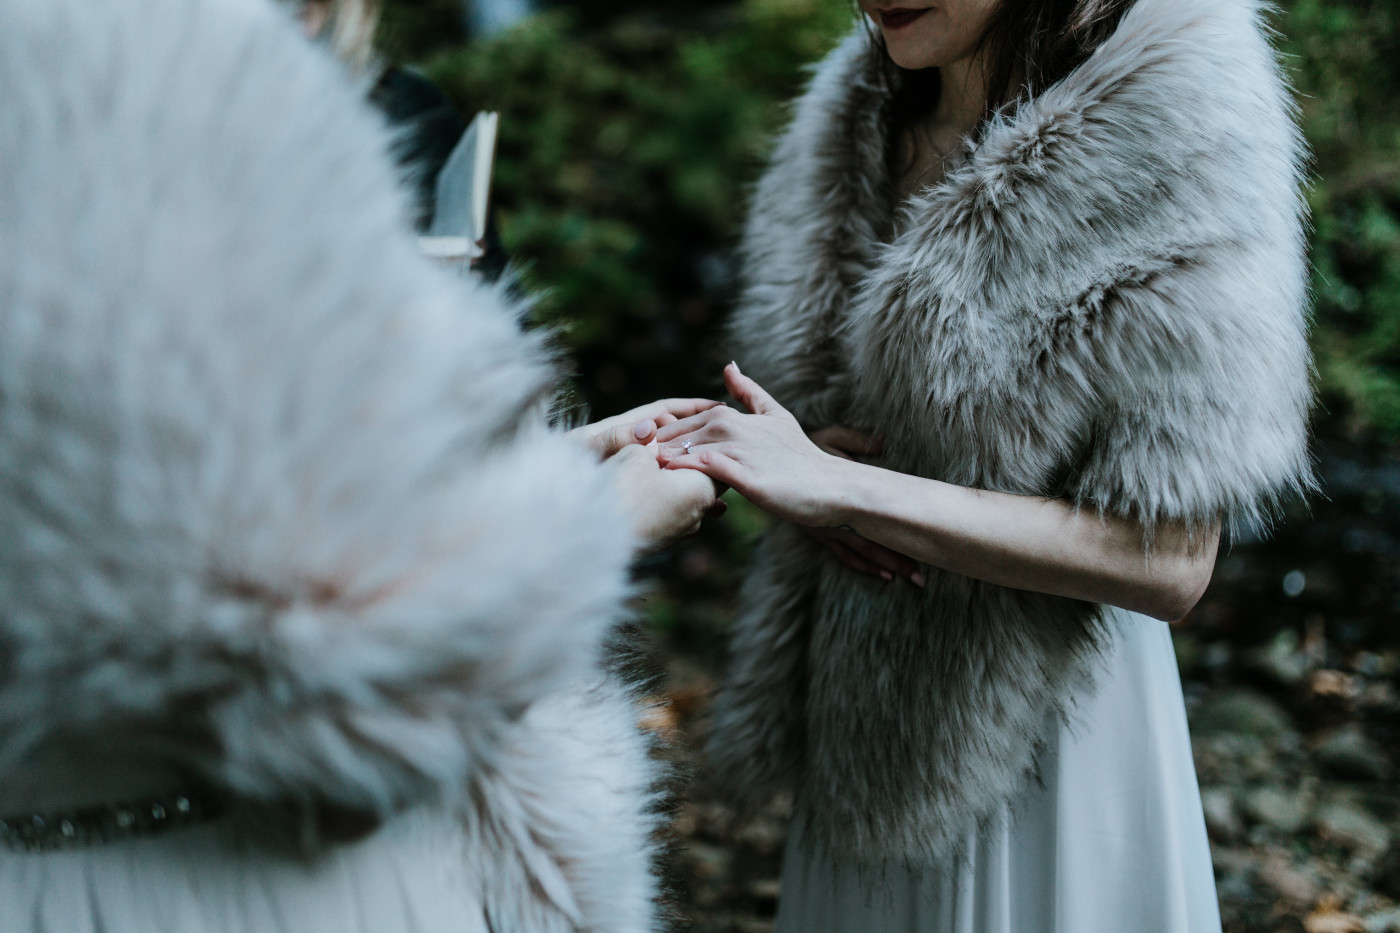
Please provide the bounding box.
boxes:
[878,7,930,29]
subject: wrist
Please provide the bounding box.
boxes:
[810,452,865,528]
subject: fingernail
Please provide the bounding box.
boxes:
[730,360,742,375]
[633,419,655,440]
[880,570,893,582]
[910,573,926,589]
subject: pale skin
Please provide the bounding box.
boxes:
[568,398,726,546]
[657,366,1217,623]
[651,0,1220,623]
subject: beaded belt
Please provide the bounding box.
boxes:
[0,789,224,852]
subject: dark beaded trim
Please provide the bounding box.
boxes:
[0,789,224,852]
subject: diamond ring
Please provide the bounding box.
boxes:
[682,440,693,454]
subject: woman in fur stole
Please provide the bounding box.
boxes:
[657,0,1312,929]
[0,0,716,930]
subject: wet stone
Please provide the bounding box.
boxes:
[1364,908,1400,933]
[1313,725,1393,782]
[1202,788,1243,841]
[1243,785,1315,836]
[1315,800,1393,857]
[1258,855,1322,904]
[1249,629,1310,686]
[1193,689,1295,741]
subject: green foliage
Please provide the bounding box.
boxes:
[377,0,467,62]
[1280,0,1400,441]
[421,0,854,414]
[403,0,1400,443]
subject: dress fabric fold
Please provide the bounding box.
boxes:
[774,610,1222,933]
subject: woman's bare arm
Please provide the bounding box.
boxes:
[657,364,1218,622]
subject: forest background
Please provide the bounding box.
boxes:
[379,2,1398,930]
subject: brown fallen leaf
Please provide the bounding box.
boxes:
[1303,909,1366,933]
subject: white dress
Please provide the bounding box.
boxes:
[775,608,1222,933]
[0,807,486,933]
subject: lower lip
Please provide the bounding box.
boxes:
[879,8,929,30]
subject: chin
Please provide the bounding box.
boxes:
[882,40,946,72]
[885,45,938,71]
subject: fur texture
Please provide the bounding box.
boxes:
[711,0,1313,866]
[0,0,659,928]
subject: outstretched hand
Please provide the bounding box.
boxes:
[655,363,838,525]
[605,443,720,546]
[571,397,725,460]
[570,397,729,547]
[657,364,923,585]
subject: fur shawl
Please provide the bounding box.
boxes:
[0,0,658,929]
[710,0,1313,865]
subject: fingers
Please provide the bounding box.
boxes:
[827,539,895,580]
[582,418,657,459]
[654,406,727,444]
[582,398,724,454]
[607,444,719,547]
[658,443,747,490]
[644,397,725,423]
[844,535,922,583]
[724,361,785,417]
[800,525,924,587]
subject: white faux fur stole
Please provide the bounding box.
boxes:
[0,1,661,929]
[710,0,1313,866]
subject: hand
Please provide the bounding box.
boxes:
[570,397,724,461]
[606,442,720,547]
[802,525,925,586]
[655,363,850,527]
[800,428,920,583]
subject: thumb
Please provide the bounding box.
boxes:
[589,418,657,459]
[724,361,784,417]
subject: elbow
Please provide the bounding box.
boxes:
[1142,555,1215,623]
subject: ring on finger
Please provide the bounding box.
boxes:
[682,440,693,454]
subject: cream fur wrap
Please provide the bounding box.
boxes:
[0,0,659,929]
[710,0,1313,866]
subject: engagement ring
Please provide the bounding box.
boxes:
[682,440,692,454]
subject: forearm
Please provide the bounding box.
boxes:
[821,458,1217,621]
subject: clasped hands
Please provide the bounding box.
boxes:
[575,364,924,586]
[570,396,727,546]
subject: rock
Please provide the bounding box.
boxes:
[745,878,781,906]
[1249,628,1310,686]
[1193,689,1295,740]
[1365,908,1400,933]
[1305,911,1367,933]
[1259,855,1322,904]
[683,840,733,883]
[734,816,786,856]
[1202,788,1243,841]
[1312,725,1393,781]
[1193,733,1278,784]
[1315,800,1393,857]
[1243,785,1315,835]
[735,920,774,933]
[1373,843,1400,899]
[1308,912,1369,933]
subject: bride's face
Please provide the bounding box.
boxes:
[857,0,1002,71]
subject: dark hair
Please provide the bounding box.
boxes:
[981,0,1137,108]
[876,0,1138,125]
